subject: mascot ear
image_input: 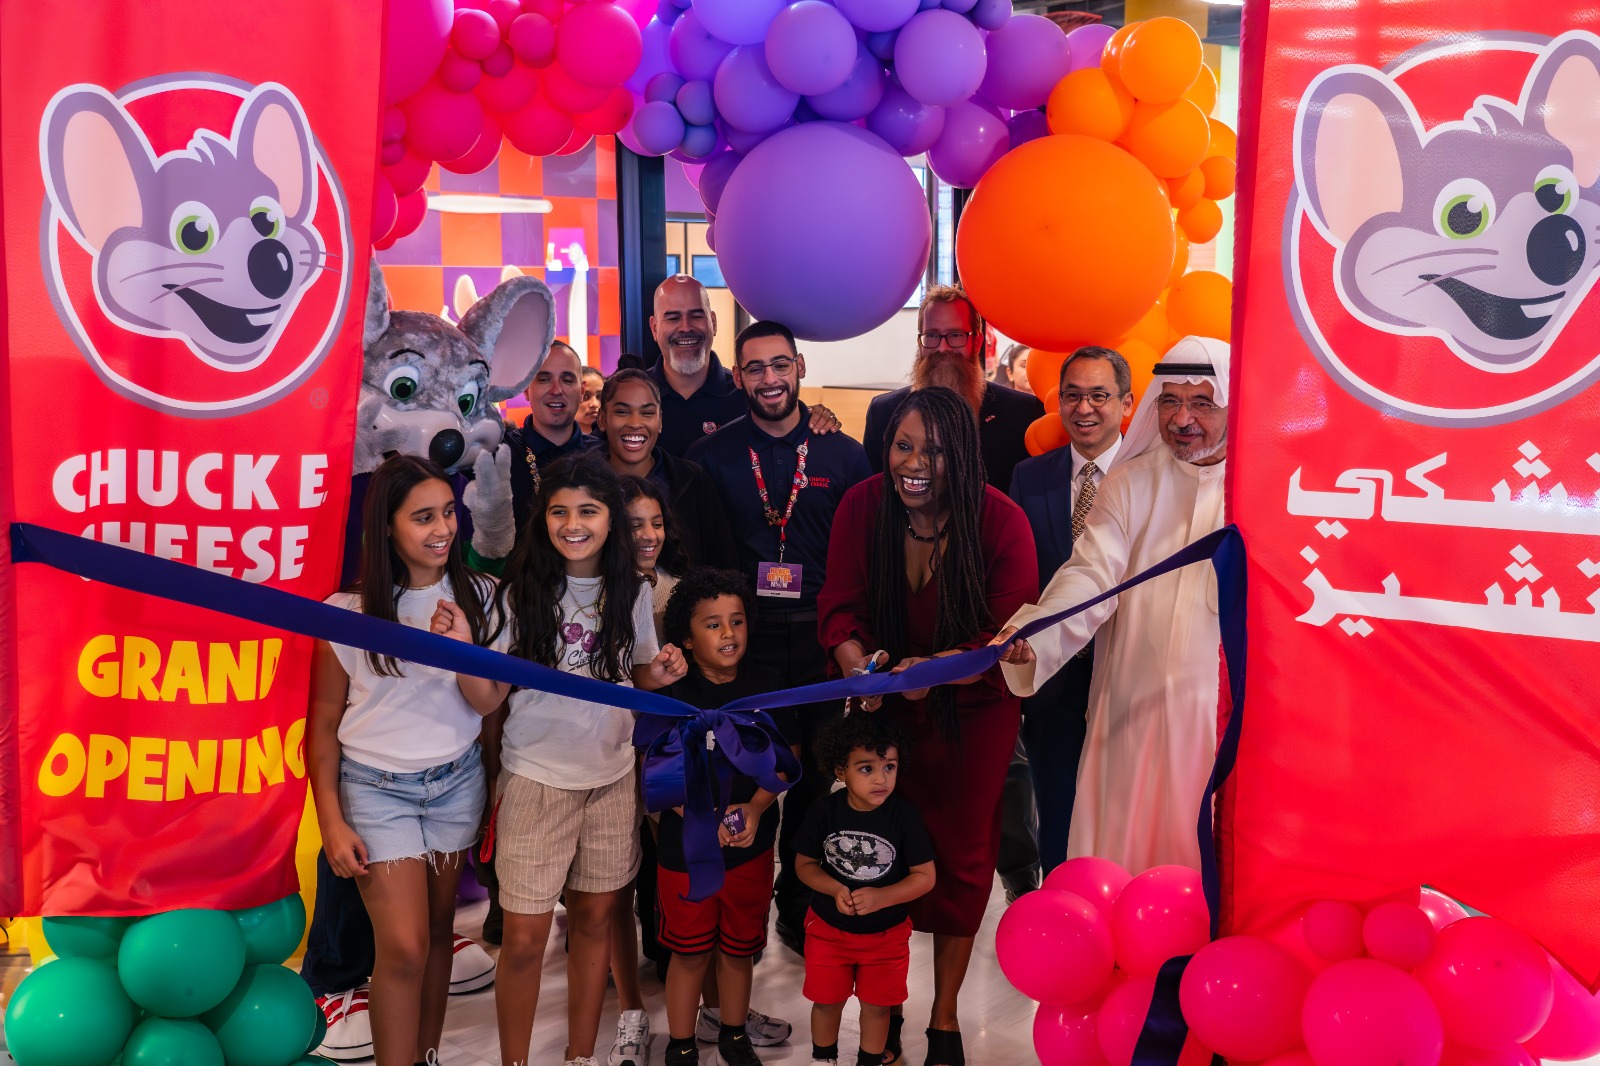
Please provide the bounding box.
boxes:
[364,256,391,349]
[461,275,556,402]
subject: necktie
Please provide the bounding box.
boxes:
[1070,460,1098,542]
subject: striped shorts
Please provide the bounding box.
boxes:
[494,770,642,913]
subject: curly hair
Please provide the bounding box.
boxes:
[814,713,909,776]
[661,566,752,656]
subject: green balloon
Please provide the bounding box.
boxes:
[117,909,245,1018]
[121,1017,224,1066]
[202,963,318,1066]
[4,956,135,1066]
[40,916,136,961]
[231,894,307,966]
[305,999,328,1055]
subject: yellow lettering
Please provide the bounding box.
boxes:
[166,739,218,801]
[244,727,285,793]
[206,641,258,702]
[284,718,307,779]
[127,736,165,801]
[86,734,129,799]
[38,733,87,797]
[77,635,120,697]
[219,738,242,793]
[120,637,161,700]
[259,639,283,698]
[157,641,207,703]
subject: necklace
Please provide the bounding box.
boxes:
[905,520,946,543]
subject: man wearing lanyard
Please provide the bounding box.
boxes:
[506,340,599,533]
[687,320,873,954]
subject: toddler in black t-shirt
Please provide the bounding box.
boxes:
[794,715,936,1066]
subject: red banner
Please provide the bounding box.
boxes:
[0,0,382,915]
[1227,2,1600,980]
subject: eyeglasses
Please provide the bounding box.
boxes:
[1062,390,1124,409]
[738,356,796,378]
[919,330,974,349]
[1155,395,1223,415]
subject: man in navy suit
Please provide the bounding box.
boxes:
[1007,345,1135,870]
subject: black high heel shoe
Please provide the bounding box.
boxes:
[924,1027,964,1066]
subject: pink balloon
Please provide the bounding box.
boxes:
[1525,952,1600,1061]
[380,138,408,166]
[554,129,595,156]
[574,87,636,136]
[996,889,1116,1006]
[385,150,433,197]
[483,41,516,77]
[1262,912,1331,978]
[1259,1052,1316,1066]
[1363,904,1435,971]
[1097,977,1212,1066]
[390,188,430,244]
[403,79,486,161]
[452,8,503,61]
[1179,935,1309,1061]
[503,95,575,156]
[439,48,484,93]
[1044,861,1131,919]
[1419,889,1471,930]
[544,62,612,112]
[1416,917,1554,1050]
[440,113,504,174]
[1108,865,1210,977]
[616,0,656,30]
[1301,959,1443,1066]
[1034,1002,1109,1066]
[558,1,644,88]
[370,172,398,244]
[382,106,408,143]
[478,62,541,113]
[1438,1043,1535,1066]
[486,0,521,33]
[382,0,453,105]
[1303,901,1365,964]
[522,0,561,19]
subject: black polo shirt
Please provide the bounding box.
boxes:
[687,404,872,615]
[648,351,748,458]
[506,418,599,534]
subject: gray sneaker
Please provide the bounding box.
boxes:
[608,1009,652,1066]
[696,1007,792,1047]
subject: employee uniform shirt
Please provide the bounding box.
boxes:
[649,352,748,458]
[506,419,599,534]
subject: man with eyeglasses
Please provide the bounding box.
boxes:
[687,320,871,963]
[861,285,1044,495]
[991,337,1230,875]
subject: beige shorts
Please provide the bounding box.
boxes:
[494,770,642,913]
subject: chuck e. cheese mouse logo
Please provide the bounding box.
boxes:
[1288,31,1600,425]
[39,74,351,416]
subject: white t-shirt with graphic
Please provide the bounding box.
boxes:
[501,577,659,790]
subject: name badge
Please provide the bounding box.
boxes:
[756,561,802,598]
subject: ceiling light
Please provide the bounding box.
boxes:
[426,193,553,215]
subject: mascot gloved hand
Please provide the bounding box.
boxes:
[462,446,515,561]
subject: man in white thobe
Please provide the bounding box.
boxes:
[992,336,1230,874]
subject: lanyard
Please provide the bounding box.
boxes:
[749,438,809,559]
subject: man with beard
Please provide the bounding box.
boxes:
[687,320,872,958]
[861,285,1043,495]
[506,340,599,533]
[992,338,1230,874]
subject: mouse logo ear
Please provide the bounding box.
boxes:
[461,275,557,402]
[1522,31,1600,187]
[233,84,315,223]
[41,86,156,254]
[1295,67,1422,245]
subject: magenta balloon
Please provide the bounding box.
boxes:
[383,106,407,143]
[866,80,946,155]
[486,0,520,34]
[1302,900,1364,963]
[1415,917,1554,1050]
[625,16,675,95]
[1418,889,1471,931]
[996,888,1116,1005]
[382,0,453,105]
[894,9,988,107]
[558,1,644,88]
[675,80,716,126]
[979,13,1071,110]
[1008,108,1050,149]
[1042,857,1133,919]
[509,13,556,67]
[452,9,502,61]
[440,114,504,174]
[503,96,573,156]
[697,151,743,214]
[403,79,485,161]
[632,98,687,154]
[715,122,932,340]
[1097,976,1157,1066]
[438,49,483,93]
[926,95,1008,187]
[1301,959,1443,1066]
[1361,904,1435,971]
[477,61,540,112]
[1108,865,1210,978]
[972,0,1012,31]
[1034,1002,1109,1066]
[1179,935,1308,1061]
[1524,952,1600,1061]
[617,0,656,30]
[1065,22,1117,73]
[765,1,858,96]
[371,172,398,244]
[714,46,799,133]
[806,42,887,120]
[380,138,407,166]
[834,0,919,33]
[385,151,432,197]
[1438,1044,1536,1066]
[390,188,429,243]
[482,43,515,77]
[669,9,736,82]
[696,0,783,46]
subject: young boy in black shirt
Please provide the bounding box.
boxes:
[794,715,936,1066]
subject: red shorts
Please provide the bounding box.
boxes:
[656,851,774,958]
[802,911,912,1007]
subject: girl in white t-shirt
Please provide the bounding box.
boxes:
[474,453,686,1066]
[306,455,507,1066]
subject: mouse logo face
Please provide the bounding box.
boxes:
[1288,31,1600,425]
[38,75,350,416]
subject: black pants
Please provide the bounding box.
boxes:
[1020,668,1090,872]
[997,735,1042,896]
[299,850,374,997]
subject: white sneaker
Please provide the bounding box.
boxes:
[608,1009,652,1066]
[314,986,374,1061]
[696,1007,792,1047]
[448,933,496,994]
[564,1058,602,1066]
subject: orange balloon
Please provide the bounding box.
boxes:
[958,135,1176,350]
[1207,118,1237,160]
[1025,413,1070,456]
[1178,197,1224,244]
[1046,68,1136,143]
[1168,168,1204,210]
[1026,348,1071,400]
[1184,64,1218,116]
[1118,17,1203,104]
[1119,301,1171,353]
[1118,98,1211,179]
[1100,23,1138,83]
[1200,155,1236,200]
[1167,270,1232,341]
[1168,230,1190,287]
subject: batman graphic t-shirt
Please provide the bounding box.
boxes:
[793,788,936,934]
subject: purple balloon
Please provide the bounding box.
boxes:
[1065,22,1117,73]
[716,122,932,340]
[978,13,1070,110]
[715,45,800,132]
[926,95,1009,188]
[669,9,735,82]
[894,9,987,107]
[866,79,946,155]
[765,1,858,96]
[633,98,687,154]
[833,0,919,34]
[697,150,743,214]
[627,17,676,97]
[722,118,788,154]
[676,79,716,125]
[918,0,940,8]
[864,29,899,61]
[679,122,720,158]
[645,71,686,103]
[805,41,887,120]
[655,0,680,23]
[696,0,784,46]
[972,0,1012,30]
[942,0,978,11]
[1007,108,1049,149]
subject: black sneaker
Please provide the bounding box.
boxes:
[717,1034,762,1066]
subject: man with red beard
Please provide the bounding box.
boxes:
[862,286,1043,495]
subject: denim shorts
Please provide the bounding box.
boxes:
[338,744,486,864]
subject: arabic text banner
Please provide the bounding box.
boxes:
[1227,0,1600,982]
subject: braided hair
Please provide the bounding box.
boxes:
[868,386,992,740]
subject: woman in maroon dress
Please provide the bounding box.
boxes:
[818,386,1038,1066]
